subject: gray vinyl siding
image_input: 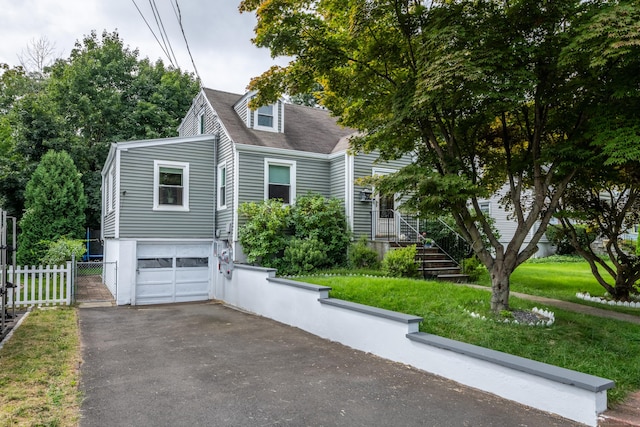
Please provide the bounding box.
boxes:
[178,91,216,137]
[352,152,413,238]
[102,161,117,238]
[329,154,346,200]
[236,151,331,225]
[234,97,249,126]
[118,140,215,238]
[215,134,234,234]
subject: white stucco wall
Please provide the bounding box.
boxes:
[217,264,613,427]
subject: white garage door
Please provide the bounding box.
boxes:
[136,243,211,305]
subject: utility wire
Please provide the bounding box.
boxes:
[173,0,201,85]
[130,0,174,66]
[149,0,180,68]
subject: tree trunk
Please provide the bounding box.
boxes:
[490,262,511,312]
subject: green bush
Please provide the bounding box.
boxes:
[41,237,86,266]
[348,235,380,269]
[238,193,351,274]
[636,237,640,256]
[461,255,485,281]
[281,237,329,275]
[289,193,351,267]
[545,224,596,255]
[238,199,291,268]
[382,245,418,278]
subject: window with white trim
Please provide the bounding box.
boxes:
[479,201,490,216]
[153,160,189,211]
[218,162,227,210]
[110,167,116,212]
[265,159,296,204]
[253,102,279,132]
[257,105,273,127]
[198,111,205,134]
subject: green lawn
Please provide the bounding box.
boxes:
[0,308,80,426]
[476,257,640,315]
[300,274,640,405]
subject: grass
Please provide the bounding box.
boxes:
[0,308,81,426]
[476,256,640,315]
[299,274,640,405]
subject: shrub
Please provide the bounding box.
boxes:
[238,199,291,267]
[382,245,418,278]
[281,237,329,275]
[545,224,595,255]
[462,255,485,281]
[41,237,86,266]
[290,193,351,267]
[348,235,380,269]
[636,237,640,256]
[238,193,351,274]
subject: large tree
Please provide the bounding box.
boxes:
[0,31,200,226]
[553,1,640,300]
[240,0,635,312]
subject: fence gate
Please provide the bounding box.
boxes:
[74,260,117,304]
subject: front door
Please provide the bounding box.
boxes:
[372,168,399,239]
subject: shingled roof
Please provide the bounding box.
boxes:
[203,88,356,155]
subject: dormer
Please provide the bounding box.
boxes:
[234,91,284,133]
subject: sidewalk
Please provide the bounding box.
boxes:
[75,275,115,308]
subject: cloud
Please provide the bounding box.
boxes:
[0,0,286,93]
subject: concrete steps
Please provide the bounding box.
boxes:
[395,244,469,282]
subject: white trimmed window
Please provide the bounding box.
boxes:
[109,167,116,212]
[153,160,189,211]
[253,103,279,132]
[265,159,296,204]
[479,201,490,216]
[217,162,227,210]
[198,111,205,134]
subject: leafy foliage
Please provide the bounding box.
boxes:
[381,245,418,278]
[237,198,291,268]
[239,0,640,311]
[462,255,485,282]
[545,224,596,256]
[282,237,329,275]
[41,238,86,266]
[0,31,199,225]
[17,151,86,265]
[348,235,380,269]
[238,193,351,275]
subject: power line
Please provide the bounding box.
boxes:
[130,0,175,67]
[173,0,201,85]
[148,0,180,68]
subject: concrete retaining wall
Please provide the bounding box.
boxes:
[217,265,614,427]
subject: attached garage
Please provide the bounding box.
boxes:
[135,243,212,305]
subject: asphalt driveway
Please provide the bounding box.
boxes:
[78,302,581,426]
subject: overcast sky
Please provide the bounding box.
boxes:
[0,0,288,94]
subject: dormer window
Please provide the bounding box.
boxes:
[257,105,274,127]
[252,101,281,132]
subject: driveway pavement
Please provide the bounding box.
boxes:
[78,302,582,426]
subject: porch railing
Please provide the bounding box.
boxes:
[372,210,472,265]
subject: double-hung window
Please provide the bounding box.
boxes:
[154,160,189,211]
[265,159,296,204]
[218,162,227,210]
[257,105,274,127]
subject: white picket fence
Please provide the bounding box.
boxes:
[5,262,72,307]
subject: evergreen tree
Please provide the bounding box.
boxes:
[17,150,86,265]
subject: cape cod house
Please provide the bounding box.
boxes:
[101,88,412,305]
